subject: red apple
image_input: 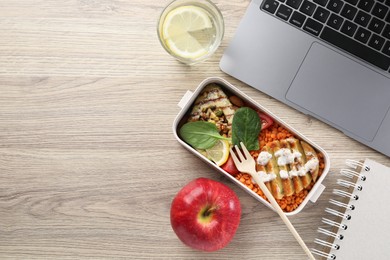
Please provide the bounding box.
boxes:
[170,177,241,252]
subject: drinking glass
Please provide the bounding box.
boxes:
[157,0,224,65]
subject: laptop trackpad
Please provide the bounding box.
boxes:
[286,42,390,141]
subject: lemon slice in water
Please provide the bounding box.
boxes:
[162,5,213,59]
[205,140,230,166]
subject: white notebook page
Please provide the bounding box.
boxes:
[329,159,390,259]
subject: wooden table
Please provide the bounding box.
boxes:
[1,0,389,259]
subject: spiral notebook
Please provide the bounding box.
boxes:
[312,159,390,259]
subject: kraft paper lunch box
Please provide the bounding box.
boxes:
[173,77,330,216]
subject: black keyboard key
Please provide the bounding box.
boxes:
[327,0,344,13]
[372,3,389,19]
[386,0,390,7]
[303,17,324,35]
[320,26,390,70]
[357,0,375,12]
[345,0,358,5]
[313,6,331,22]
[368,34,386,50]
[383,24,390,39]
[289,11,307,27]
[327,13,344,29]
[286,0,303,9]
[314,0,328,7]
[300,0,316,16]
[341,20,358,36]
[354,27,372,43]
[276,5,293,20]
[387,12,390,23]
[354,10,371,27]
[341,4,358,20]
[262,0,280,14]
[368,17,385,34]
[383,41,390,56]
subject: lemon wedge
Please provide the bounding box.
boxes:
[205,139,230,166]
[162,5,213,59]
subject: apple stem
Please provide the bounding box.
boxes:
[203,205,218,217]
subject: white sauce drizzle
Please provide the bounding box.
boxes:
[288,158,319,178]
[279,170,289,179]
[254,171,276,183]
[289,169,299,178]
[274,148,302,166]
[257,151,273,166]
[305,157,319,173]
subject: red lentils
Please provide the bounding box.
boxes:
[235,122,326,212]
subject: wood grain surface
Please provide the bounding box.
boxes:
[1,0,389,259]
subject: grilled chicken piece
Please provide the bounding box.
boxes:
[255,154,272,192]
[188,84,236,136]
[263,145,284,200]
[301,141,320,182]
[287,138,312,190]
[271,140,295,197]
[256,138,320,200]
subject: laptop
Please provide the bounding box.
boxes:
[220,0,390,157]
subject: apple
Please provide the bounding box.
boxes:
[170,177,241,252]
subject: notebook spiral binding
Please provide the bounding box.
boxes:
[311,160,370,259]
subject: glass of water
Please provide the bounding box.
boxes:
[157,0,224,65]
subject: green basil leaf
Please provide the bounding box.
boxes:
[232,107,261,151]
[179,121,228,150]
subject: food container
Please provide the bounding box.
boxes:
[173,77,330,216]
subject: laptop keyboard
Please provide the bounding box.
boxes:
[261,0,390,72]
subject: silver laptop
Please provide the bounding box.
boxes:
[220,0,390,157]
